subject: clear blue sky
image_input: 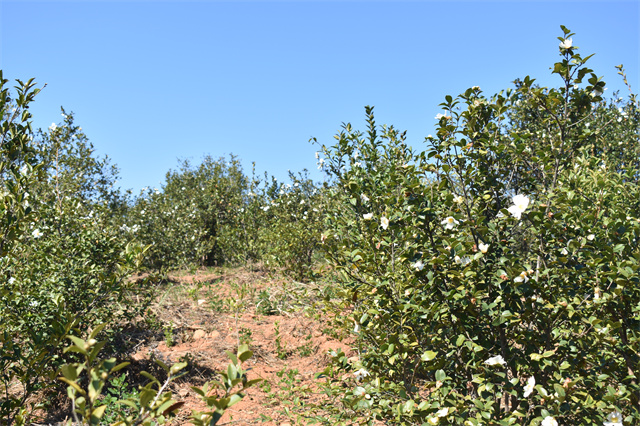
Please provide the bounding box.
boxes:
[1,1,638,194]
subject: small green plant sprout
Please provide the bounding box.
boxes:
[59,324,188,426]
[239,327,253,346]
[190,344,262,426]
[274,321,288,360]
[163,321,175,347]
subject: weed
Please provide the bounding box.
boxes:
[256,289,278,315]
[239,327,253,346]
[97,373,140,424]
[297,333,314,357]
[274,321,287,360]
[163,321,175,347]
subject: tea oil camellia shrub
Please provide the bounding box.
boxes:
[131,155,248,270]
[258,170,326,281]
[316,27,639,425]
[0,78,152,424]
[0,72,54,425]
[131,155,326,279]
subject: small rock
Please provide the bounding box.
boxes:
[193,329,206,340]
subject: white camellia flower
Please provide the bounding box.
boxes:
[484,355,506,366]
[435,113,446,120]
[478,243,489,253]
[8,277,15,285]
[523,376,535,397]
[453,195,464,204]
[559,38,573,49]
[363,213,373,220]
[427,417,439,425]
[435,407,448,417]
[604,410,623,426]
[32,229,42,239]
[541,416,558,426]
[49,123,57,131]
[360,193,370,203]
[353,368,370,381]
[507,194,530,219]
[413,260,425,271]
[514,270,530,283]
[455,255,471,266]
[441,216,459,230]
[380,216,389,230]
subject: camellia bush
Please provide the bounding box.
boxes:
[316,27,639,425]
[131,155,327,279]
[257,170,326,280]
[0,88,152,423]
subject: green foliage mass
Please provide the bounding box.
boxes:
[0,78,151,424]
[131,155,325,280]
[316,27,639,425]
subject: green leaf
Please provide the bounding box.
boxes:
[421,351,437,361]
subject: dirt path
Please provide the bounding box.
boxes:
[126,266,355,425]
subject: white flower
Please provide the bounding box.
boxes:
[455,255,471,266]
[604,410,623,426]
[360,193,369,203]
[453,195,464,204]
[413,260,425,271]
[559,38,573,49]
[484,355,506,366]
[478,243,489,253]
[363,213,373,220]
[435,407,448,417]
[315,151,320,159]
[380,216,389,230]
[8,277,15,285]
[523,376,535,397]
[507,194,530,220]
[49,123,57,131]
[427,417,439,425]
[587,234,595,241]
[514,270,531,283]
[561,248,568,255]
[541,416,558,426]
[32,229,42,239]
[353,368,370,381]
[441,216,459,230]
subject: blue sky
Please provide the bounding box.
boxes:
[1,1,638,194]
